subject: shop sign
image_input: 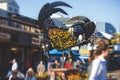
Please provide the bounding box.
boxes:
[0,32,11,40]
[32,37,41,45]
[114,44,120,51]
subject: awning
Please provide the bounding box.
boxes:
[71,50,80,56]
[79,56,89,59]
[49,49,64,55]
[97,31,113,40]
[49,49,80,56]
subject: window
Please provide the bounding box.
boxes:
[35,29,41,34]
[8,7,13,12]
[24,25,30,31]
[31,27,35,32]
[14,9,18,13]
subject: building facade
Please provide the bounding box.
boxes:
[95,21,116,34]
[0,1,42,77]
[0,0,19,13]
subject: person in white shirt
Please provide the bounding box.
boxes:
[89,43,109,80]
[12,59,18,71]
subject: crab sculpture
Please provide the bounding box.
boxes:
[38,1,96,50]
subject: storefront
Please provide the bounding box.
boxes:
[0,16,41,77]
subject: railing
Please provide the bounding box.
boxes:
[0,17,41,35]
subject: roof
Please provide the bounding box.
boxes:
[97,31,113,40]
[79,56,89,59]
[0,0,11,3]
[0,0,19,8]
[9,0,19,8]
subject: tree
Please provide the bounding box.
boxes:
[113,33,120,38]
[111,33,120,44]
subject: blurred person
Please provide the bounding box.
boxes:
[9,71,22,80]
[25,59,31,71]
[89,43,110,80]
[18,60,25,74]
[12,60,25,79]
[12,59,18,72]
[25,67,36,80]
[61,73,68,80]
[37,60,45,76]
[47,71,58,80]
[52,59,61,68]
[64,58,73,69]
[34,59,39,72]
[75,59,83,70]
[6,59,18,78]
[87,50,100,77]
[88,50,95,63]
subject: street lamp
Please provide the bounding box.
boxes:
[39,33,50,60]
[90,32,97,51]
[42,43,49,57]
[39,35,43,60]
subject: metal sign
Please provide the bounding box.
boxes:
[0,32,11,40]
[32,37,41,45]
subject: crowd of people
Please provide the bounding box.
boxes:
[6,57,85,80]
[6,42,111,80]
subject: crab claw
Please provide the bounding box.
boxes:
[70,21,84,27]
[52,8,68,15]
[71,22,96,40]
[51,1,72,8]
[38,3,51,21]
[83,22,96,40]
[38,1,72,21]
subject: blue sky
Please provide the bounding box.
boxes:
[16,0,120,33]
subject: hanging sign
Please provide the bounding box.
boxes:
[32,37,41,45]
[0,32,11,40]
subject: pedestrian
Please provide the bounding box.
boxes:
[75,59,83,70]
[18,60,25,74]
[87,50,99,78]
[61,72,68,80]
[47,71,59,80]
[12,59,18,72]
[25,59,31,71]
[9,71,22,80]
[89,43,110,80]
[52,59,61,68]
[64,58,73,69]
[37,60,45,76]
[25,67,36,80]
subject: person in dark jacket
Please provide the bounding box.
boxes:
[52,60,61,68]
